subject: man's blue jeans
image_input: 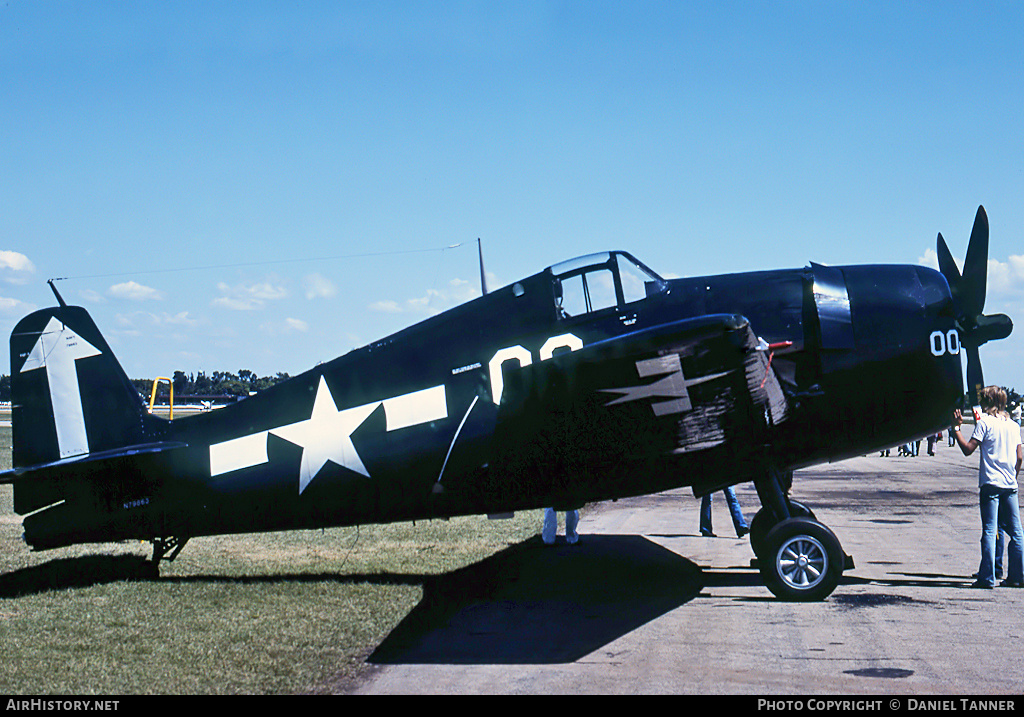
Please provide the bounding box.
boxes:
[978,486,1024,586]
[700,486,748,536]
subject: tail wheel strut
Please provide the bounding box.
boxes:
[151,536,189,565]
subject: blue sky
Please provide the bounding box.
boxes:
[1,1,1021,389]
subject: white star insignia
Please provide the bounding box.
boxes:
[269,376,378,494]
[208,378,448,493]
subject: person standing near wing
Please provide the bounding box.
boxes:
[699,487,749,538]
[952,386,1024,589]
[542,508,580,546]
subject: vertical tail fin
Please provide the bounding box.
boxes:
[6,305,190,551]
[11,305,150,472]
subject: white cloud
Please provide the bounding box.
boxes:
[162,311,201,328]
[368,278,480,317]
[988,255,1024,296]
[0,251,36,284]
[369,299,403,313]
[0,295,36,314]
[114,311,200,331]
[0,251,35,273]
[917,247,940,271]
[108,281,164,301]
[259,317,309,335]
[303,273,337,300]
[212,280,288,310]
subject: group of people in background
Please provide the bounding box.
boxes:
[880,432,951,457]
[876,407,1020,458]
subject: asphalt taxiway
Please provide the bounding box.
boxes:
[352,432,1024,695]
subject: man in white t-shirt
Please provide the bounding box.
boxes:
[953,387,1024,589]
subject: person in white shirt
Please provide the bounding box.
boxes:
[953,386,1024,589]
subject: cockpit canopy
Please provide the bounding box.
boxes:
[548,251,666,318]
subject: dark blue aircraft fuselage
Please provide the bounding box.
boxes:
[121,253,963,541]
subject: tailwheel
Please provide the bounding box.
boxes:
[151,536,189,567]
[759,517,844,602]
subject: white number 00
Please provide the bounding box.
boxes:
[930,329,960,357]
[488,333,584,404]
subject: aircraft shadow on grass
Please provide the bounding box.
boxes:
[368,534,704,665]
[0,552,430,598]
[0,534,704,666]
[0,553,157,598]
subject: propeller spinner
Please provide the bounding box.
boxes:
[937,206,1013,405]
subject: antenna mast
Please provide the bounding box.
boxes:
[477,238,488,295]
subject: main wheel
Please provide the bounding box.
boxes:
[759,517,844,602]
[749,499,816,559]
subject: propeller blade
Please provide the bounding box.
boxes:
[965,344,984,408]
[936,232,961,291]
[960,205,989,317]
[974,313,1014,346]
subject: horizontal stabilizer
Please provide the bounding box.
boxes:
[1,442,190,515]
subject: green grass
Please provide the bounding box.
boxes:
[0,427,542,694]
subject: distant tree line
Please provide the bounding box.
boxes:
[0,371,290,404]
[131,370,292,403]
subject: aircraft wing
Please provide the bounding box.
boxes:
[477,313,789,510]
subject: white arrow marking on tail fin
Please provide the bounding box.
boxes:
[20,316,102,458]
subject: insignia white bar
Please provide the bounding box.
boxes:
[210,431,269,477]
[383,385,447,431]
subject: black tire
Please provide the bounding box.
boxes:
[749,499,816,559]
[759,517,844,602]
[786,500,817,521]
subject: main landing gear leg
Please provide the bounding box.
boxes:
[750,467,848,602]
